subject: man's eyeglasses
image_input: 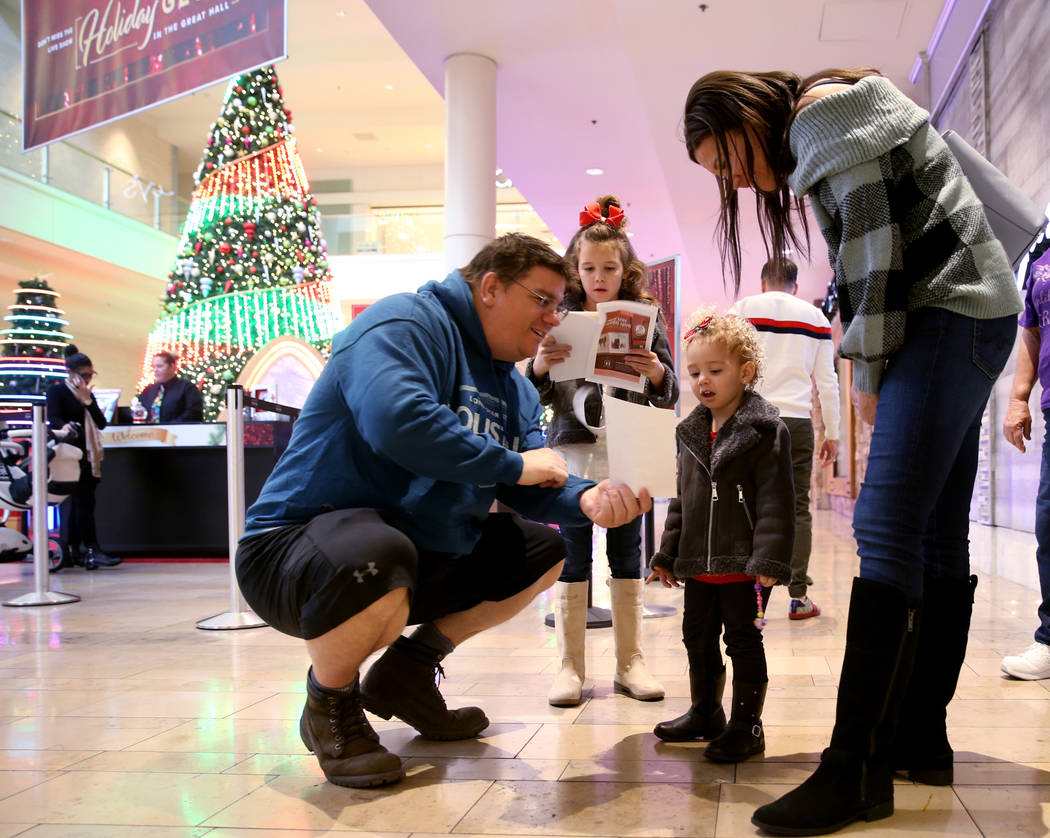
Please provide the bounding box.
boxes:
[508,278,569,317]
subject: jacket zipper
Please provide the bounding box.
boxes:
[681,440,716,572]
[709,481,718,572]
[737,484,754,530]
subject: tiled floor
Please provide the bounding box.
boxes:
[0,509,1047,837]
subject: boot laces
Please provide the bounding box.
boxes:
[326,691,379,748]
[429,662,450,710]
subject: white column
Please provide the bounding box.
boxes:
[444,52,497,273]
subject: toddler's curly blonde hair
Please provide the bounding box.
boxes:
[683,306,764,389]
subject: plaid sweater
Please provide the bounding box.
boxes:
[787,76,1022,393]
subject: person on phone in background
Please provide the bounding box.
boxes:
[683,68,1021,834]
[729,257,840,620]
[46,345,120,570]
[1000,248,1050,681]
[138,351,204,424]
[526,195,678,707]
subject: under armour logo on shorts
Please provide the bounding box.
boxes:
[353,562,379,583]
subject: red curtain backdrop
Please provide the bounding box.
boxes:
[22,0,287,151]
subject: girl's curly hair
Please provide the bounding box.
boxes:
[683,306,764,389]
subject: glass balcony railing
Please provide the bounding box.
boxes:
[0,108,191,237]
[1,108,561,256]
[320,204,561,257]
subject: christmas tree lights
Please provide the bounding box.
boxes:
[142,65,340,418]
[0,279,73,414]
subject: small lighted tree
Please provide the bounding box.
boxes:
[0,278,72,415]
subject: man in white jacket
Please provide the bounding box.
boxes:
[729,259,840,619]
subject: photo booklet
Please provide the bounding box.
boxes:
[545,300,658,393]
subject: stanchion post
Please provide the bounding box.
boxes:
[4,404,80,607]
[196,386,265,630]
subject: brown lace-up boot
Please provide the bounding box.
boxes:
[299,668,403,788]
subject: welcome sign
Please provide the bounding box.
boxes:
[22,0,287,151]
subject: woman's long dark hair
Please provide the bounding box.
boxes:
[682,68,880,292]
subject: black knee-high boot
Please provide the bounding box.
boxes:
[890,573,976,785]
[751,577,919,836]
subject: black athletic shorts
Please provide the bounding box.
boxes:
[235,509,565,640]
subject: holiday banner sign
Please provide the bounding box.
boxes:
[21,0,287,151]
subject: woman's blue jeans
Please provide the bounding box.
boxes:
[854,309,1017,601]
[558,517,643,582]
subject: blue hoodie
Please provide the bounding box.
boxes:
[244,270,595,553]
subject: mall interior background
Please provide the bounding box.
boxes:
[0,0,1047,548]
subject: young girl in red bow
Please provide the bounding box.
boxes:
[526,194,678,706]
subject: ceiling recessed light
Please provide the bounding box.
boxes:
[585,168,603,176]
[424,143,432,148]
[384,84,394,91]
[336,9,346,16]
[315,147,323,153]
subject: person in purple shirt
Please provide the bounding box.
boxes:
[1001,247,1050,681]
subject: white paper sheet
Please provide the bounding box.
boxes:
[545,311,601,382]
[603,396,678,499]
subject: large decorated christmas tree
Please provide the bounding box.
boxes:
[141,64,342,419]
[0,278,72,415]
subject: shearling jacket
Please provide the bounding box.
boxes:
[525,313,678,447]
[650,390,794,583]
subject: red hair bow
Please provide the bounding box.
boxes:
[579,202,625,228]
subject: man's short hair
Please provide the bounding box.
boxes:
[153,350,178,367]
[460,233,569,288]
[761,257,798,288]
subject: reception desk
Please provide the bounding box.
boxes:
[94,421,292,558]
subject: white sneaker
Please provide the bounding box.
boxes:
[1001,642,1050,680]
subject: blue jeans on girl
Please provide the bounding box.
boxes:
[558,518,643,582]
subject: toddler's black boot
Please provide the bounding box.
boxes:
[702,681,765,762]
[654,667,727,742]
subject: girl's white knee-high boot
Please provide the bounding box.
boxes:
[610,578,665,701]
[548,580,588,707]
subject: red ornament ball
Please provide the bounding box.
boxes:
[218,241,232,255]
[224,216,234,226]
[216,265,225,273]
[249,266,257,274]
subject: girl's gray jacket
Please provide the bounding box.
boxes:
[650,390,795,583]
[524,314,678,447]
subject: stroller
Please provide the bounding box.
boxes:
[0,423,84,570]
